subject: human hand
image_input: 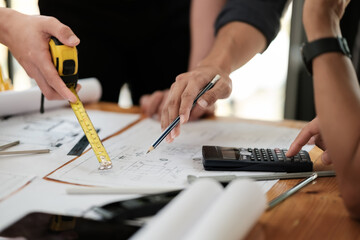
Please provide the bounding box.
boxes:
[2,9,80,102]
[287,117,332,165]
[140,89,215,121]
[302,0,350,41]
[140,90,169,120]
[160,66,231,142]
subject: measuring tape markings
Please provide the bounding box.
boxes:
[49,37,112,170]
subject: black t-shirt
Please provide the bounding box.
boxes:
[216,0,289,48]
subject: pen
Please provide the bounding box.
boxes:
[267,173,318,210]
[187,170,335,183]
[0,140,20,151]
[146,74,221,154]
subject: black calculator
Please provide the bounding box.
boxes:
[202,145,313,172]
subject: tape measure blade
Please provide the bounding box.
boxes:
[69,87,112,169]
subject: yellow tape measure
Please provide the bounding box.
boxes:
[49,37,112,170]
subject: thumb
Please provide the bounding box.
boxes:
[44,17,80,46]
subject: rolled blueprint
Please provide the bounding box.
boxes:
[0,78,101,117]
[131,179,223,240]
[185,179,266,240]
[131,178,266,240]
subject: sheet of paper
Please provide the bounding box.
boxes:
[47,118,313,188]
[0,170,35,201]
[0,78,101,117]
[0,108,139,176]
[0,178,135,231]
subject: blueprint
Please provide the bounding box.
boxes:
[0,108,140,176]
[47,118,313,188]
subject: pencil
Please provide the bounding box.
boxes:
[187,170,335,183]
[146,74,221,154]
[267,173,318,210]
[0,140,20,151]
[0,149,50,155]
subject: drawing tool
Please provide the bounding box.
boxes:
[66,186,182,195]
[68,129,100,156]
[187,170,335,183]
[49,37,112,170]
[0,140,20,151]
[267,173,318,210]
[147,74,221,153]
[0,149,50,155]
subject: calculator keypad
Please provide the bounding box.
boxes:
[238,148,310,163]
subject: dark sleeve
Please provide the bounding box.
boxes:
[215,0,289,48]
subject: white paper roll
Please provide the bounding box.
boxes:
[185,179,266,240]
[131,179,223,240]
[0,78,102,117]
[131,179,266,240]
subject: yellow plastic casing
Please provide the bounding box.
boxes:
[49,37,78,78]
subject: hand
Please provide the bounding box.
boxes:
[160,65,231,142]
[140,90,169,120]
[287,117,332,165]
[141,89,216,121]
[2,9,80,102]
[302,0,350,41]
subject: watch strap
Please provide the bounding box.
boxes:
[301,37,352,75]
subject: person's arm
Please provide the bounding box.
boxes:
[306,0,360,218]
[160,0,290,142]
[188,0,227,71]
[0,7,79,102]
[289,0,360,218]
[140,0,226,118]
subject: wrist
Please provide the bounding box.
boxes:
[197,53,232,76]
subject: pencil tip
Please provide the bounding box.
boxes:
[146,146,154,154]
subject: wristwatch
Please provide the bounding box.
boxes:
[301,37,352,75]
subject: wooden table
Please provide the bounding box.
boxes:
[87,102,360,239]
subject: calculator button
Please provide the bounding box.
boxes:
[240,150,252,156]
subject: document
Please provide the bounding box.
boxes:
[132,178,266,240]
[0,108,140,176]
[47,118,313,188]
[0,170,34,201]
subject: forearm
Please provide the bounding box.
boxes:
[198,21,266,75]
[0,7,16,46]
[188,0,226,70]
[304,0,360,218]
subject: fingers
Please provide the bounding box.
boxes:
[30,67,64,100]
[41,16,80,46]
[177,73,208,123]
[160,69,232,143]
[188,104,215,121]
[196,78,232,112]
[321,150,333,165]
[140,91,166,117]
[34,50,77,102]
[287,118,321,157]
